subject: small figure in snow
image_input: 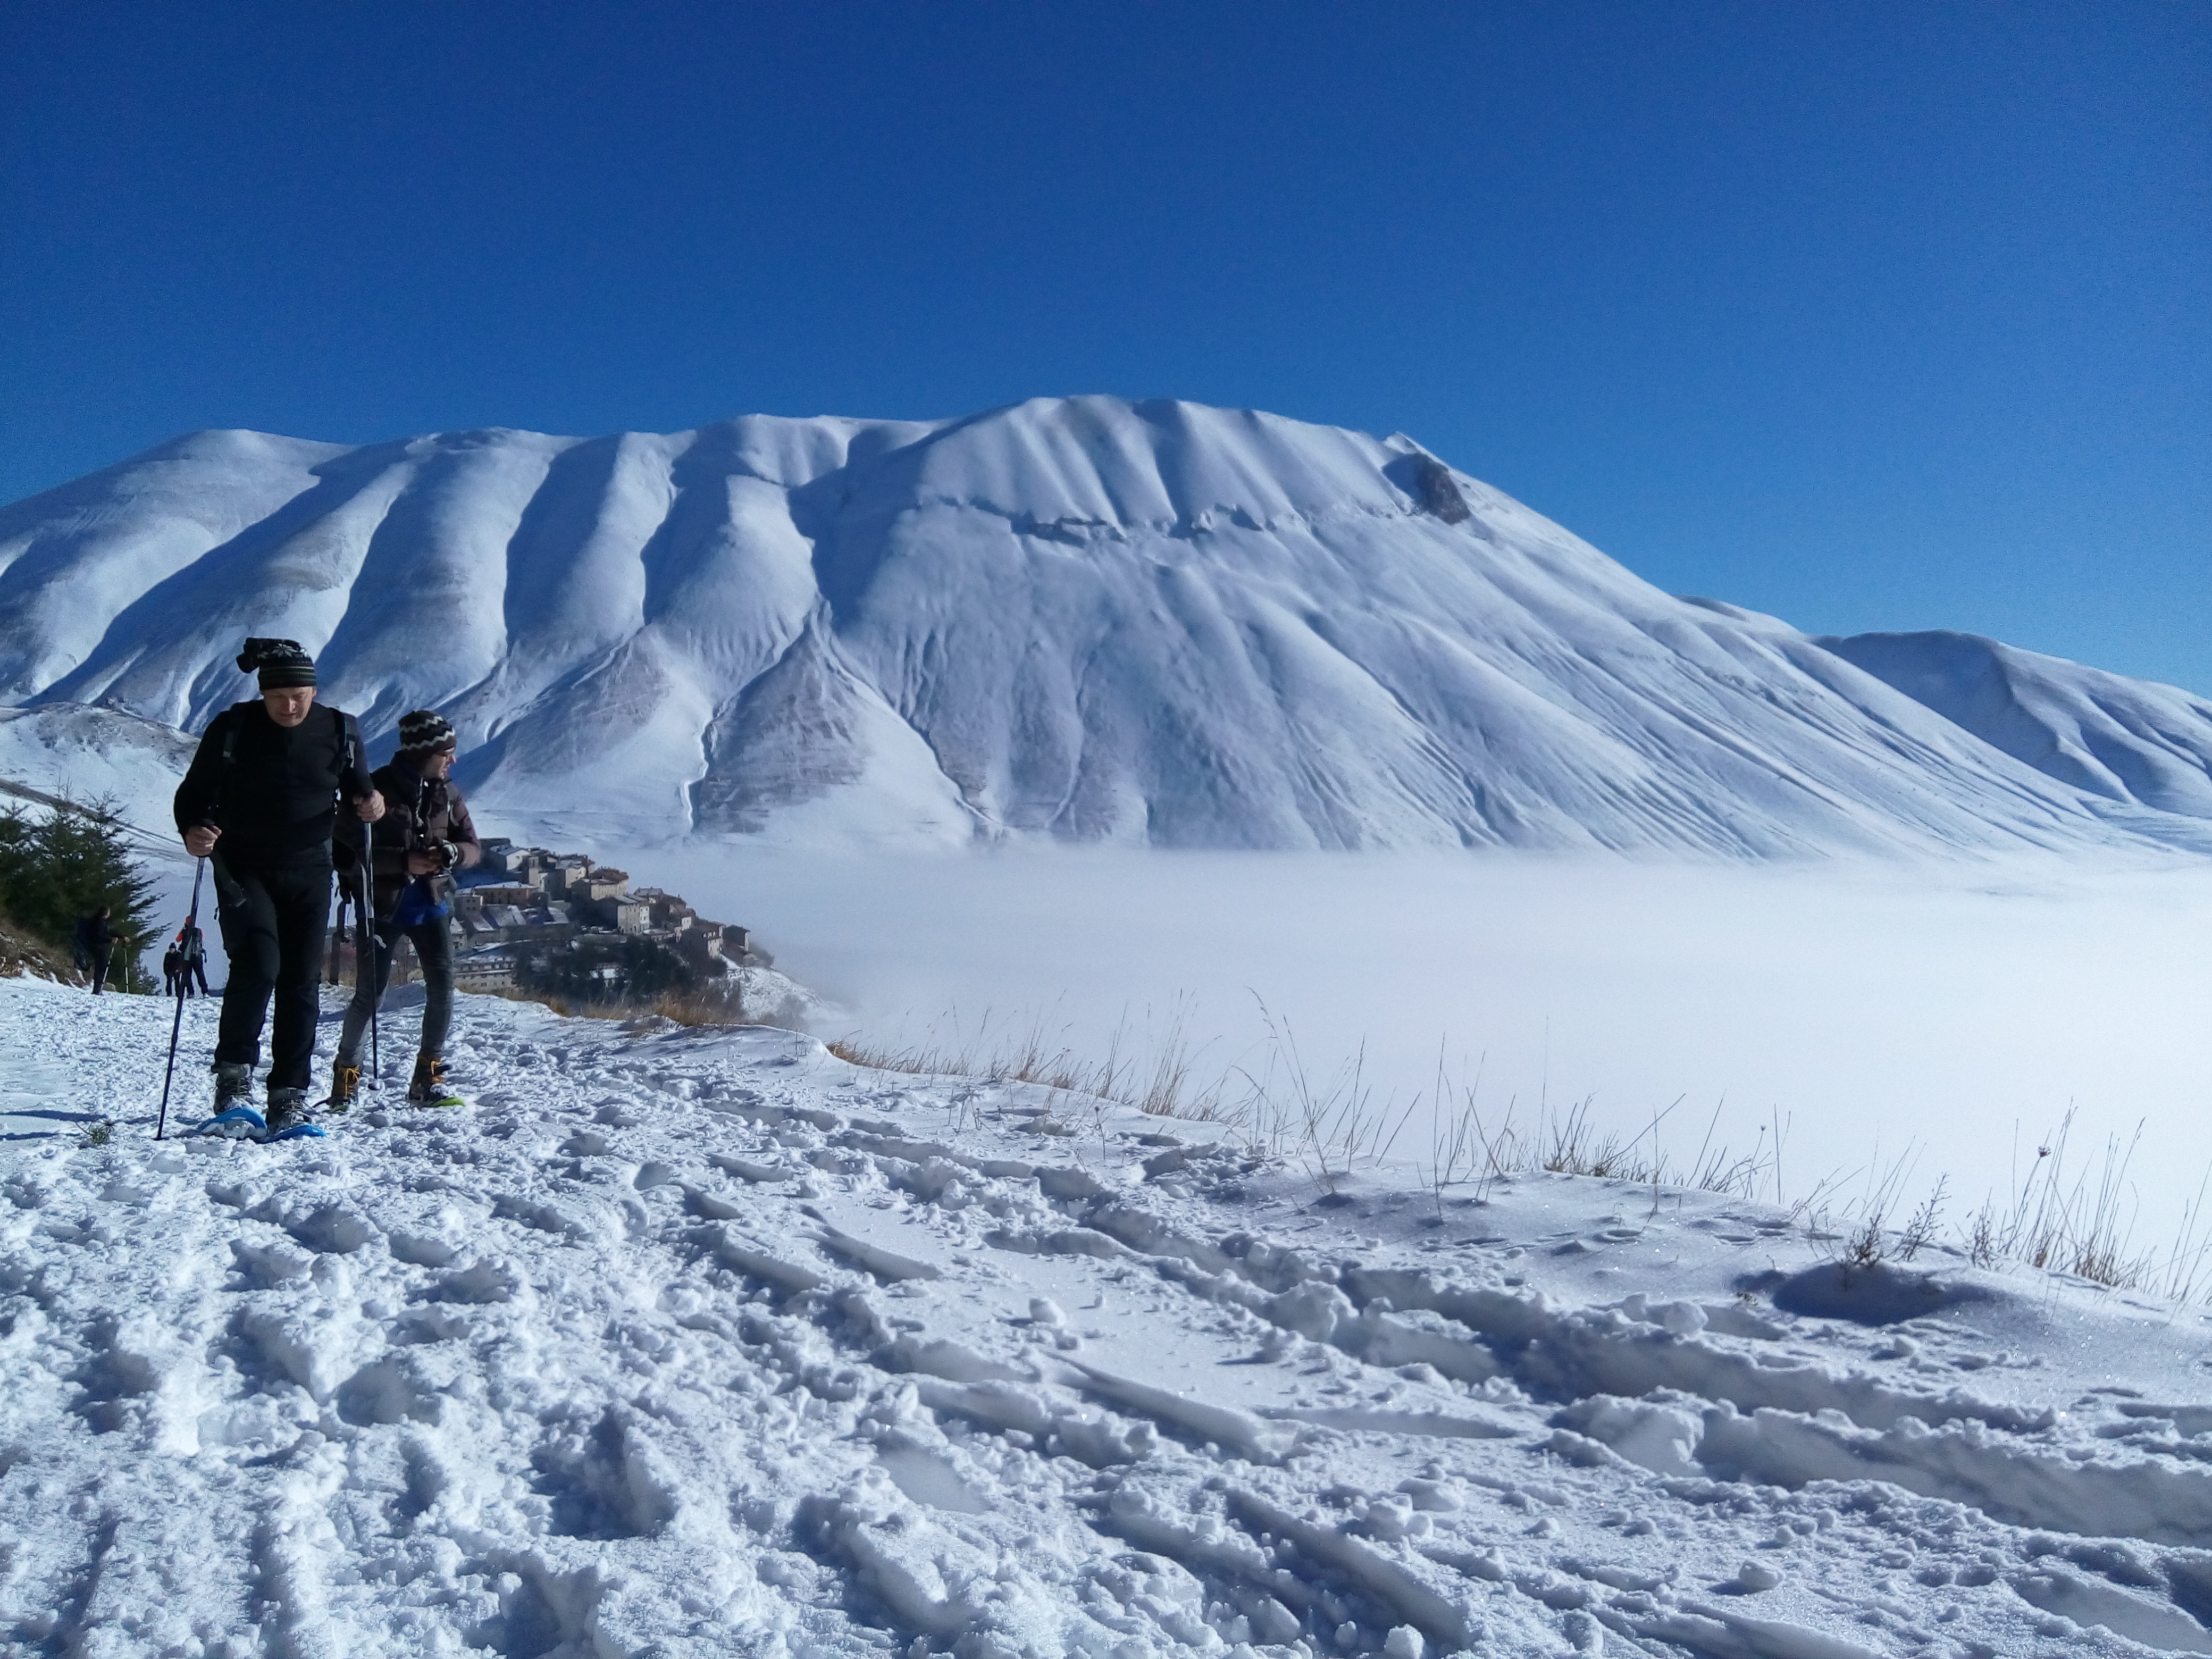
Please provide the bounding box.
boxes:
[174,923,210,997]
[161,941,182,996]
[330,710,480,1110]
[172,639,384,1139]
[72,907,114,994]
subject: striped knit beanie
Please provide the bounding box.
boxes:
[237,638,316,689]
[396,710,458,756]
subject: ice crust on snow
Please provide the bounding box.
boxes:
[4,397,2210,858]
[6,979,2212,1657]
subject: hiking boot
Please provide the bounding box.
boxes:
[198,1061,264,1138]
[263,1087,316,1138]
[407,1053,463,1109]
[213,1061,253,1112]
[328,1059,362,1113]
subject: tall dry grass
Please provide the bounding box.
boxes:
[825,996,1227,1121]
[1951,1108,2212,1302]
[824,1002,2212,1305]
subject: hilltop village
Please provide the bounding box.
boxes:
[347,837,770,1005]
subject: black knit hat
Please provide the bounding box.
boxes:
[396,709,457,756]
[237,638,316,689]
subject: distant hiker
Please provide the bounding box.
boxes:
[172,639,383,1138]
[331,709,480,1110]
[162,942,182,996]
[175,923,210,996]
[73,907,114,994]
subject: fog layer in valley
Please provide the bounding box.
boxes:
[639,845,2212,1239]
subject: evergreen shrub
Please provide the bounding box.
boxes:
[0,799,159,987]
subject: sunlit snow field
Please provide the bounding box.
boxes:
[635,848,2212,1243]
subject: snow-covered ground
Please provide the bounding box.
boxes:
[6,976,2212,1657]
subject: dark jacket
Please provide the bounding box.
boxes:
[335,758,481,920]
[174,701,376,870]
[74,913,112,956]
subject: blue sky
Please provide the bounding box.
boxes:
[4,3,2206,691]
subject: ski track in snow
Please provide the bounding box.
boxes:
[5,979,2212,1658]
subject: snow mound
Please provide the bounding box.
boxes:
[1819,630,2212,820]
[0,700,198,822]
[4,398,2208,858]
[7,978,2212,1656]
[724,962,835,1031]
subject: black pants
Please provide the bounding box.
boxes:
[213,859,331,1090]
[89,949,112,994]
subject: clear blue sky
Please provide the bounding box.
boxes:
[4,3,2206,691]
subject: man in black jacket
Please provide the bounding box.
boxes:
[172,639,384,1137]
[73,907,114,993]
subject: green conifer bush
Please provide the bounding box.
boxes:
[0,799,158,988]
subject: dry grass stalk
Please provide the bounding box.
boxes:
[1957,1108,2157,1288]
[818,1006,2212,1306]
[825,999,1228,1124]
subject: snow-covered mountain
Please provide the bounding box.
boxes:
[0,701,196,818]
[2,398,2205,857]
[1818,630,2212,822]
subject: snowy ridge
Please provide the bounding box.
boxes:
[1819,630,2212,821]
[3,398,2208,857]
[7,979,2212,1656]
[0,702,201,857]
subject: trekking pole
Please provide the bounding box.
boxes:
[364,815,379,1088]
[155,859,207,1141]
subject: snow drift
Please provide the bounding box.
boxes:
[2,398,2206,857]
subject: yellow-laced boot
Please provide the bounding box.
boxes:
[408,1053,462,1108]
[328,1060,361,1113]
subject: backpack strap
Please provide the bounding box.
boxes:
[203,707,239,827]
[332,704,354,786]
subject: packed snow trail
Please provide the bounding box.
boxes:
[5,980,2212,1657]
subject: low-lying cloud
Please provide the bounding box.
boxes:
[644,845,2212,1236]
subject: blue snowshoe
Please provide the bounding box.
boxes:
[258,1088,328,1142]
[193,1105,268,1138]
[190,1063,265,1139]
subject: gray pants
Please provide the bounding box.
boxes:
[339,917,454,1065]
